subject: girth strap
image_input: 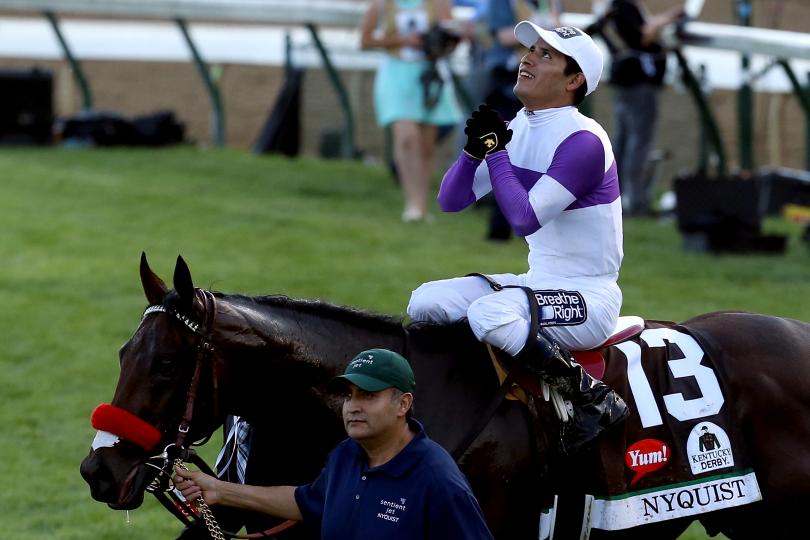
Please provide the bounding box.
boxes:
[449,369,517,462]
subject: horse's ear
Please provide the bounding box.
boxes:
[173,255,195,309]
[140,252,167,305]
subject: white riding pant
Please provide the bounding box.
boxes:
[407,273,621,356]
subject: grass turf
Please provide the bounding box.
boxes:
[1,146,807,539]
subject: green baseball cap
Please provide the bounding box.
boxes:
[330,349,416,394]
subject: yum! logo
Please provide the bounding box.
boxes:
[625,439,670,486]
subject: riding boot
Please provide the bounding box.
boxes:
[516,330,630,454]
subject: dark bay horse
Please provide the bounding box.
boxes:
[81,255,810,539]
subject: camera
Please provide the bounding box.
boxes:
[421,23,460,61]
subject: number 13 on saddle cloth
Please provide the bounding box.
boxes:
[565,321,762,533]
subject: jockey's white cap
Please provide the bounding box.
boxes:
[514,22,604,96]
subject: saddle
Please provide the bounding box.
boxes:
[449,282,644,459]
[489,315,645,404]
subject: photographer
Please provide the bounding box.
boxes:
[360,0,462,223]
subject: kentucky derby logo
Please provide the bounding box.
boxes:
[625,439,670,486]
[687,422,734,475]
[554,26,581,39]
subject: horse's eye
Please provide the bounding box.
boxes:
[152,355,175,378]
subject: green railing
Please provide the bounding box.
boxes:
[735,0,754,171]
[44,11,93,111]
[176,17,225,147]
[777,61,810,171]
[305,23,357,159]
[674,49,727,177]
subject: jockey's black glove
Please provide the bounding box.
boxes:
[463,104,513,160]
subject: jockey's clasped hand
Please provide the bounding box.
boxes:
[463,104,513,160]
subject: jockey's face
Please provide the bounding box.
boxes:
[341,384,410,443]
[514,37,585,110]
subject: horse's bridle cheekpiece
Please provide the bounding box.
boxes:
[142,289,227,538]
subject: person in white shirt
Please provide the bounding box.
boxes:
[408,22,628,453]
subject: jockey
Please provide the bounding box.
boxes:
[407,22,629,453]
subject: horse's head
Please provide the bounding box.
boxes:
[80,253,225,509]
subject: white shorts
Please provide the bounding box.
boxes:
[407,273,622,356]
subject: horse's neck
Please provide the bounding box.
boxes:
[226,295,404,357]
[215,295,405,418]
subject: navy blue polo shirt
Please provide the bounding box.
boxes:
[294,419,493,540]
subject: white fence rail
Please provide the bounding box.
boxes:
[0,0,367,27]
[1,0,809,61]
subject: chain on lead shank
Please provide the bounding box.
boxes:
[174,459,225,540]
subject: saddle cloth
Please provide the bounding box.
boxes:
[484,317,763,536]
[578,320,763,533]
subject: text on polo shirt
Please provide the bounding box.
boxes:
[377,498,407,523]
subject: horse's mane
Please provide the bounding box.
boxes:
[217,292,407,336]
[212,292,482,366]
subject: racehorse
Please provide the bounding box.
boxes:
[81,254,810,539]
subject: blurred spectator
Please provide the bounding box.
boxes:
[607,1,683,216]
[481,0,563,240]
[458,0,489,107]
[360,0,463,222]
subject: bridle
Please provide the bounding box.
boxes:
[140,288,220,488]
[146,288,220,454]
[94,288,297,539]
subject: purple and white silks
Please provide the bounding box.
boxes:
[438,129,613,237]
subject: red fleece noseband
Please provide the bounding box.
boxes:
[91,403,162,451]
